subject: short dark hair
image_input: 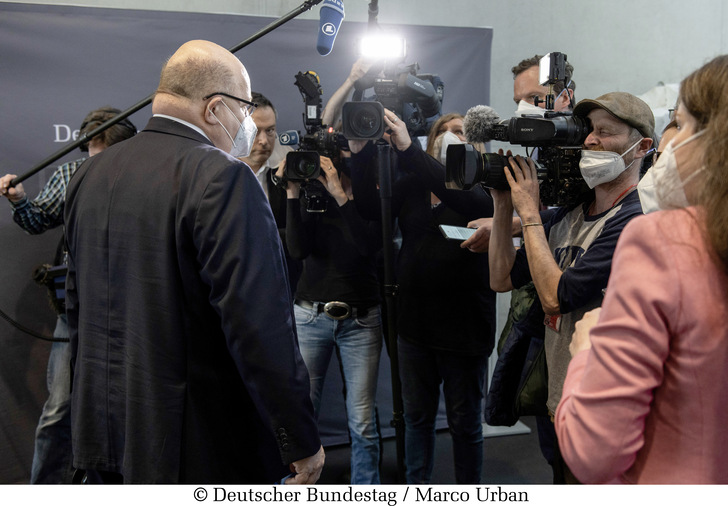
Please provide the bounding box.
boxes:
[511,54,576,94]
[251,91,276,116]
[78,107,137,153]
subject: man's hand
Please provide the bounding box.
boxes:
[348,57,374,83]
[461,217,492,253]
[284,445,325,485]
[503,155,541,223]
[0,174,25,203]
[570,308,601,357]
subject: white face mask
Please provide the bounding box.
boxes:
[637,167,659,214]
[514,100,545,118]
[579,138,642,189]
[514,84,570,117]
[438,131,465,165]
[650,130,705,210]
[211,100,258,158]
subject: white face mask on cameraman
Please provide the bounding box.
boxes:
[514,100,546,118]
[648,130,705,210]
[438,131,466,165]
[579,138,642,189]
[514,83,571,117]
[210,100,258,158]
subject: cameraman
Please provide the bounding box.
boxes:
[349,108,495,484]
[276,153,383,484]
[488,92,654,483]
[0,107,136,483]
[461,54,575,253]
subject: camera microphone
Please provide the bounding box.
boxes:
[278,130,300,146]
[317,0,345,56]
[463,105,503,144]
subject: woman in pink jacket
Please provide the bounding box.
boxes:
[555,54,728,484]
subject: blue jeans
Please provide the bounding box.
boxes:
[294,302,383,484]
[398,337,488,484]
[31,314,74,483]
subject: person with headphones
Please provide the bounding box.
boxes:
[0,107,137,483]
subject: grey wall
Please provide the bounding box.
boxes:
[10,0,728,128]
[0,2,492,482]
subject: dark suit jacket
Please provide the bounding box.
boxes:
[64,117,320,483]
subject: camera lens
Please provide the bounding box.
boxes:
[444,144,511,191]
[285,151,320,181]
[342,102,385,140]
[295,157,318,179]
[353,110,380,137]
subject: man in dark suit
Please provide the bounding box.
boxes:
[64,39,324,484]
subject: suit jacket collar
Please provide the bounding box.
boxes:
[143,116,214,147]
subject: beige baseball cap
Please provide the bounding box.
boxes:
[574,91,655,140]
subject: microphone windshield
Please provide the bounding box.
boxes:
[317,0,345,56]
[463,105,501,144]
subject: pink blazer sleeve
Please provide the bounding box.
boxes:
[554,214,674,483]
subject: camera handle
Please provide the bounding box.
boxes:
[375,139,406,483]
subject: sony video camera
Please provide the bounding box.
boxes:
[342,62,443,139]
[445,52,592,207]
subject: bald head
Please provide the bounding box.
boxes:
[151,40,254,153]
[154,40,251,108]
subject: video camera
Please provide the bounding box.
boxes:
[445,52,592,207]
[342,62,443,140]
[283,71,349,212]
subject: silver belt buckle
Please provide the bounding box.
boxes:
[323,301,351,320]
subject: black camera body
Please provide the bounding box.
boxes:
[284,70,351,212]
[445,52,592,207]
[445,113,592,206]
[346,62,443,138]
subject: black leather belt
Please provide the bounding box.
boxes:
[295,299,372,320]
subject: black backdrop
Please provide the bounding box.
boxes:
[0,2,492,483]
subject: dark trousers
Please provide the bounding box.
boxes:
[398,337,488,484]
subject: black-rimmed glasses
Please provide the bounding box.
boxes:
[203,92,257,116]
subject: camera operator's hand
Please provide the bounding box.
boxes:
[348,57,374,83]
[0,174,26,203]
[317,156,349,207]
[275,160,301,199]
[504,155,541,224]
[383,108,412,152]
[460,218,493,253]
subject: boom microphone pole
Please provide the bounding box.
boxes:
[10,0,324,188]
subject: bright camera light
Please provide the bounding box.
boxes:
[358,35,406,59]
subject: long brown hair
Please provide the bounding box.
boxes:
[680,54,728,273]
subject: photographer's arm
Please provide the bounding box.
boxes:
[321,58,373,127]
[277,162,312,260]
[383,109,491,217]
[504,156,562,315]
[488,189,517,292]
[349,141,382,221]
[317,155,382,257]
